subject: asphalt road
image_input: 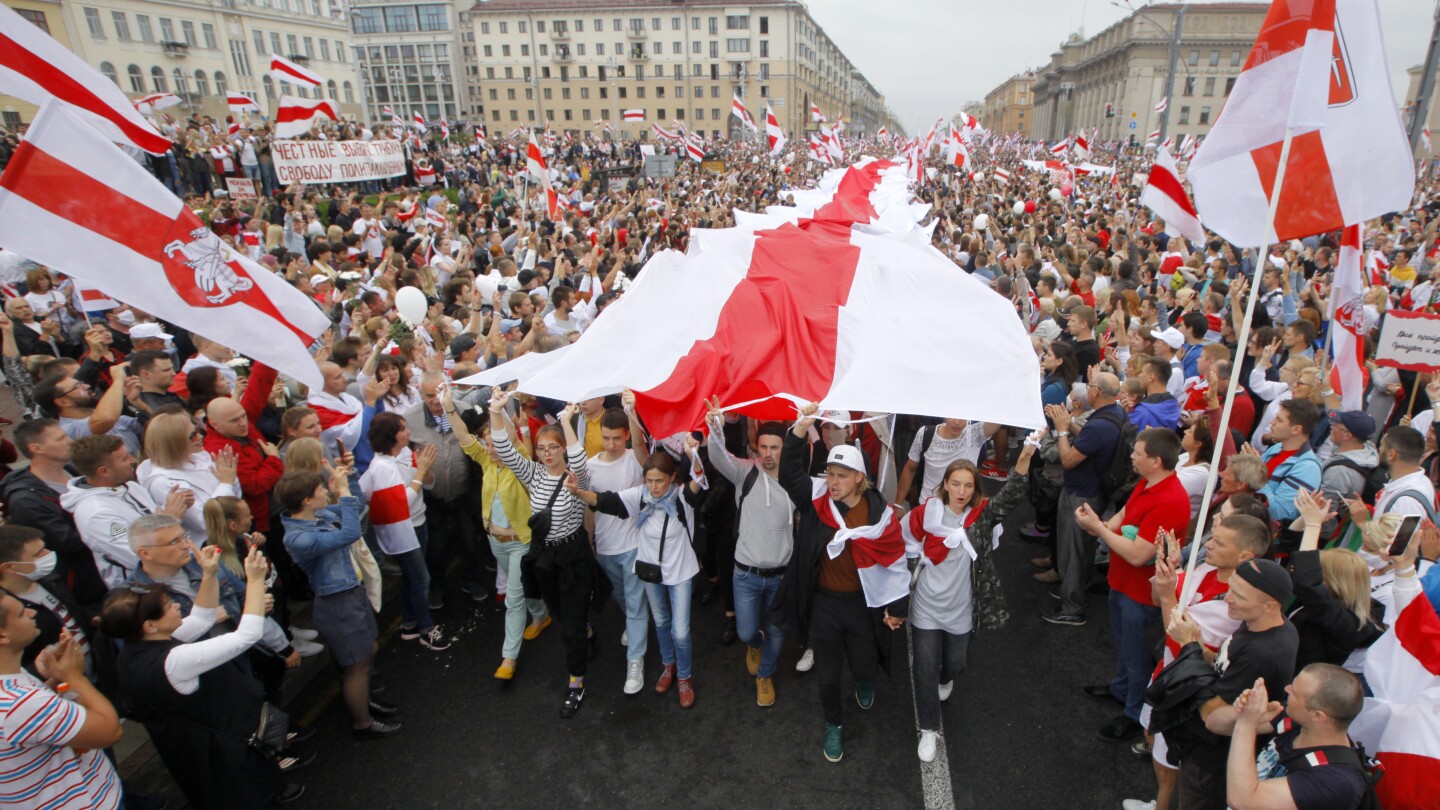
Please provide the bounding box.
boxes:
[242,484,1158,810]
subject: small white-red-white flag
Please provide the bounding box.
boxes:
[1146,128,1162,143]
[275,96,337,138]
[0,4,170,154]
[0,102,329,386]
[1073,133,1091,161]
[1154,97,1168,114]
[685,140,705,162]
[732,96,757,133]
[1049,140,1069,157]
[623,109,645,122]
[766,104,786,156]
[1329,225,1368,408]
[228,93,261,114]
[71,284,117,312]
[132,93,182,115]
[412,111,427,132]
[652,123,678,142]
[810,102,826,123]
[993,167,1011,184]
[526,129,550,186]
[1424,127,1433,153]
[1140,147,1205,245]
[877,127,889,139]
[270,54,322,88]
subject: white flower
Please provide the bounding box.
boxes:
[226,357,252,369]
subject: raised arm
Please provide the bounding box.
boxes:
[780,403,821,511]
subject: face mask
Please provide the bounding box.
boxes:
[117,310,137,327]
[22,551,56,581]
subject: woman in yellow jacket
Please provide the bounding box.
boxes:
[440,385,550,680]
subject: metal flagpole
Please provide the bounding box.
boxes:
[1176,127,1298,613]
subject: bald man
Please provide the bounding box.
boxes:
[203,361,286,534]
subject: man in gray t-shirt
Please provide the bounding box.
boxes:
[36,370,144,457]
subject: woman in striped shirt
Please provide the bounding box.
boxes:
[488,392,600,719]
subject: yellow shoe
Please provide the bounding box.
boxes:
[494,662,515,680]
[756,677,776,707]
[746,646,761,677]
[523,616,552,641]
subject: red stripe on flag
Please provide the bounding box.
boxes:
[0,141,313,343]
[1396,589,1440,676]
[368,484,411,525]
[1250,130,1344,242]
[1243,0,1336,71]
[0,32,169,154]
[1147,164,1199,218]
[1374,751,1440,810]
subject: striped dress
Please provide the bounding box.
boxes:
[492,425,590,543]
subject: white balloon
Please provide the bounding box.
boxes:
[1013,201,1025,215]
[395,286,428,325]
[473,274,499,302]
[972,172,985,183]
[974,213,989,230]
[1048,188,1063,201]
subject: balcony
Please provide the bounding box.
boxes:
[627,45,647,60]
[160,40,189,57]
[286,53,310,64]
[626,26,646,40]
[554,45,572,62]
[551,27,570,40]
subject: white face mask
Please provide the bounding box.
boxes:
[117,310,137,327]
[22,551,56,581]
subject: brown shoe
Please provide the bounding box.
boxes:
[655,663,676,694]
[746,646,761,677]
[1030,555,1053,569]
[678,677,695,709]
[1032,569,1062,584]
[756,677,776,707]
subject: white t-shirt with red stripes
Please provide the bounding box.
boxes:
[0,673,121,810]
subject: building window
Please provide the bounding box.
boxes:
[303,36,313,58]
[489,89,498,101]
[127,65,144,92]
[319,39,330,62]
[111,12,130,41]
[652,17,661,30]
[1209,50,1220,67]
[504,67,513,79]
[84,8,104,38]
[15,8,48,33]
[182,21,196,46]
[480,21,489,34]
[1225,77,1236,96]
[709,17,718,35]
[618,87,626,99]
[214,71,227,98]
[760,16,768,34]
[692,41,700,54]
[286,34,298,55]
[230,39,252,77]
[1199,106,1211,125]
[150,66,167,93]
[760,40,768,58]
[137,15,154,42]
[509,110,518,121]
[501,45,510,57]
[1203,77,1216,96]
[1183,76,1195,96]
[1178,105,1190,125]
[202,23,217,49]
[759,84,768,97]
[172,68,188,96]
[100,62,117,85]
[506,89,515,100]
[1230,49,1242,67]
[726,38,749,52]
[483,45,492,57]
[159,18,174,42]
[520,44,528,56]
[695,108,704,120]
[637,87,645,98]
[518,20,527,33]
[562,87,571,99]
[486,67,494,79]
[543,88,552,99]
[711,85,719,97]
[727,15,748,29]
[539,44,548,56]
[384,7,416,33]
[581,86,590,99]
[493,110,501,121]
[759,64,769,80]
[537,20,546,32]
[194,69,209,97]
[1187,50,1199,66]
[272,32,281,53]
[710,41,718,58]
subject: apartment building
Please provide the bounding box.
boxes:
[981,71,1034,138]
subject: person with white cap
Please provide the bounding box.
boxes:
[1149,327,1188,401]
[774,403,909,764]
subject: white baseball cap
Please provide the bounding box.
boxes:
[819,410,849,426]
[825,445,866,474]
[1150,326,1184,350]
[130,323,173,342]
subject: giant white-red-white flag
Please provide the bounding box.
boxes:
[1328,224,1369,408]
[1350,580,1440,808]
[0,3,170,154]
[0,103,329,387]
[1140,148,1205,244]
[490,159,1044,439]
[1187,0,1414,247]
[271,55,322,88]
[275,96,337,138]
[765,104,787,156]
[732,96,757,133]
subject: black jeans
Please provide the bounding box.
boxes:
[810,589,879,727]
[522,531,595,678]
[423,493,486,592]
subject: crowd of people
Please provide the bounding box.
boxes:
[0,109,1435,810]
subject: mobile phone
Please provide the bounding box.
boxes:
[1389,515,1422,558]
[335,439,346,459]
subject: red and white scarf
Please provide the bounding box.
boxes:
[902,496,993,566]
[813,492,908,608]
[307,390,365,452]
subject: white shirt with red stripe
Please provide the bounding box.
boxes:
[359,449,427,555]
[0,672,122,810]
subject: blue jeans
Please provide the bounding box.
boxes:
[732,565,784,678]
[597,548,648,662]
[394,523,434,633]
[259,162,279,197]
[645,579,693,679]
[1108,589,1161,723]
[490,536,546,660]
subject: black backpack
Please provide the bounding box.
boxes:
[1091,409,1139,505]
[1276,731,1382,810]
[1323,457,1389,505]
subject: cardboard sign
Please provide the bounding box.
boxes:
[1376,309,1440,373]
[225,178,257,200]
[271,139,406,184]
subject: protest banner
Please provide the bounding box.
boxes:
[1375,309,1440,373]
[225,178,257,199]
[271,139,405,184]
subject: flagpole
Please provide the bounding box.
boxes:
[1177,127,1297,612]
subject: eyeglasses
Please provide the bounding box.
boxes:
[141,534,191,549]
[55,382,84,398]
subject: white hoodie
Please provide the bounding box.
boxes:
[136,453,241,538]
[58,478,157,588]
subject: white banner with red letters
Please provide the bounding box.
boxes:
[271,139,405,185]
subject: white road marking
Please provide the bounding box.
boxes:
[906,622,955,810]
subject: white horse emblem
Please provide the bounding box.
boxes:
[163,227,255,304]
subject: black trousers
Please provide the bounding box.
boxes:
[522,531,595,678]
[809,589,879,727]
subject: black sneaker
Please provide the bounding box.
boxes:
[277,749,316,774]
[352,719,402,740]
[462,583,490,603]
[1098,716,1143,742]
[1041,610,1086,627]
[721,615,738,645]
[399,625,421,641]
[419,626,452,651]
[273,782,306,805]
[1082,684,1125,706]
[428,589,445,610]
[1130,738,1154,761]
[368,698,400,718]
[560,686,586,719]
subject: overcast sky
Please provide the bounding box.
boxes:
[810,0,1436,134]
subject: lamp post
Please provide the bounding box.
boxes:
[1115,1,1187,144]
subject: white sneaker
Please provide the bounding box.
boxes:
[292,638,325,658]
[623,659,644,695]
[1121,800,1156,810]
[621,629,629,647]
[290,627,320,643]
[917,730,939,763]
[795,648,814,672]
[938,680,953,702]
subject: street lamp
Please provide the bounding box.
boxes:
[606,55,619,142]
[1112,0,1187,144]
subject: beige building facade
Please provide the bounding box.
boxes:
[981,70,1034,137]
[1,0,363,128]
[465,0,888,141]
[1029,2,1266,146]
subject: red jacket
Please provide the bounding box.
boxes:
[203,362,284,533]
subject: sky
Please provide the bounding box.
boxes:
[808,0,1437,134]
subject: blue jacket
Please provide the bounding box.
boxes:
[1259,445,1322,524]
[1130,394,1181,432]
[1181,343,1204,381]
[129,559,245,621]
[282,496,364,597]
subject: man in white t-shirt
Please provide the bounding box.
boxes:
[543,285,588,337]
[351,202,387,260]
[896,419,998,507]
[586,398,651,695]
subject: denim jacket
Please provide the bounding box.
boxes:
[129,559,245,620]
[281,496,364,597]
